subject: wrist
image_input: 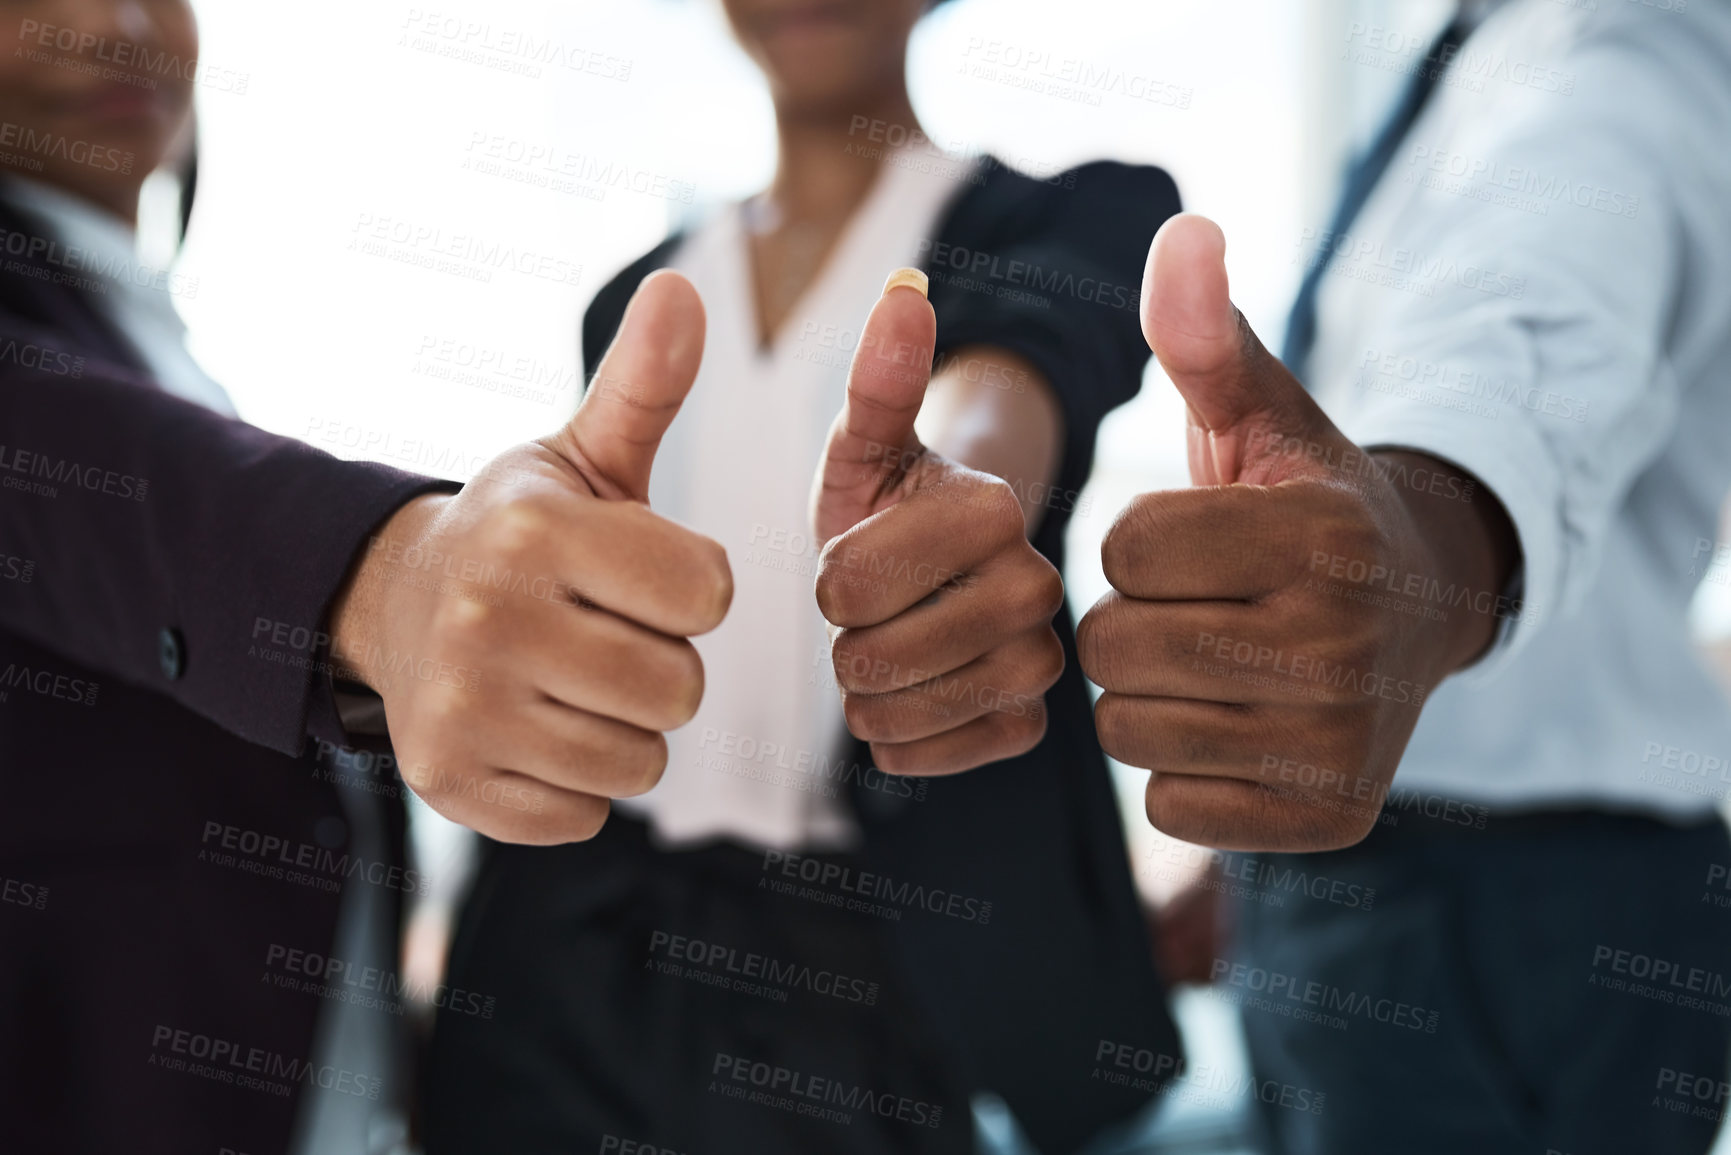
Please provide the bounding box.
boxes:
[1372,450,1518,674]
[329,493,453,691]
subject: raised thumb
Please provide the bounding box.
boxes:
[1142,213,1341,486]
[811,268,936,542]
[551,269,705,503]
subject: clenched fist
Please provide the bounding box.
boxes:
[810,270,1065,776]
[1077,215,1515,851]
[330,271,732,844]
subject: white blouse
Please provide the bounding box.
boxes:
[617,150,975,851]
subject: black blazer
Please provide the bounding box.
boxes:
[0,196,447,1154]
[582,157,1186,1154]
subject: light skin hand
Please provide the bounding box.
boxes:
[810,273,1067,776]
[1077,214,1517,852]
[329,271,733,845]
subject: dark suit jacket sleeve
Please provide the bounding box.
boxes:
[924,159,1181,506]
[0,325,454,757]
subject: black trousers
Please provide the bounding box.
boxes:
[1234,806,1731,1155]
[423,814,975,1155]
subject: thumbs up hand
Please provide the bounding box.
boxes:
[330,271,733,844]
[810,271,1065,776]
[1077,215,1514,851]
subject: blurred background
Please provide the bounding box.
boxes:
[166,1,1731,1150]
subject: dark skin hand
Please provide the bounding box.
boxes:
[810,276,1066,776]
[1078,214,1518,852]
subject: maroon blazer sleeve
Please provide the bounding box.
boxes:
[0,325,456,757]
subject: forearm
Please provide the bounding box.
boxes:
[914,344,1064,534]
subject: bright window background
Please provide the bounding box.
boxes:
[179,0,1731,903]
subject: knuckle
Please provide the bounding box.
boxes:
[980,480,1024,539]
[1024,629,1066,693]
[656,645,705,729]
[870,740,919,777]
[485,499,551,560]
[832,637,894,694]
[1075,603,1106,673]
[1007,552,1064,625]
[843,694,885,742]
[551,795,611,844]
[431,592,495,646]
[692,536,734,631]
[1092,693,1140,764]
[1101,494,1160,589]
[1077,607,1134,691]
[815,562,864,627]
[999,708,1047,758]
[617,732,669,797]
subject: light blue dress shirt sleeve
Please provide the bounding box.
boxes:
[1308,0,1731,680]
